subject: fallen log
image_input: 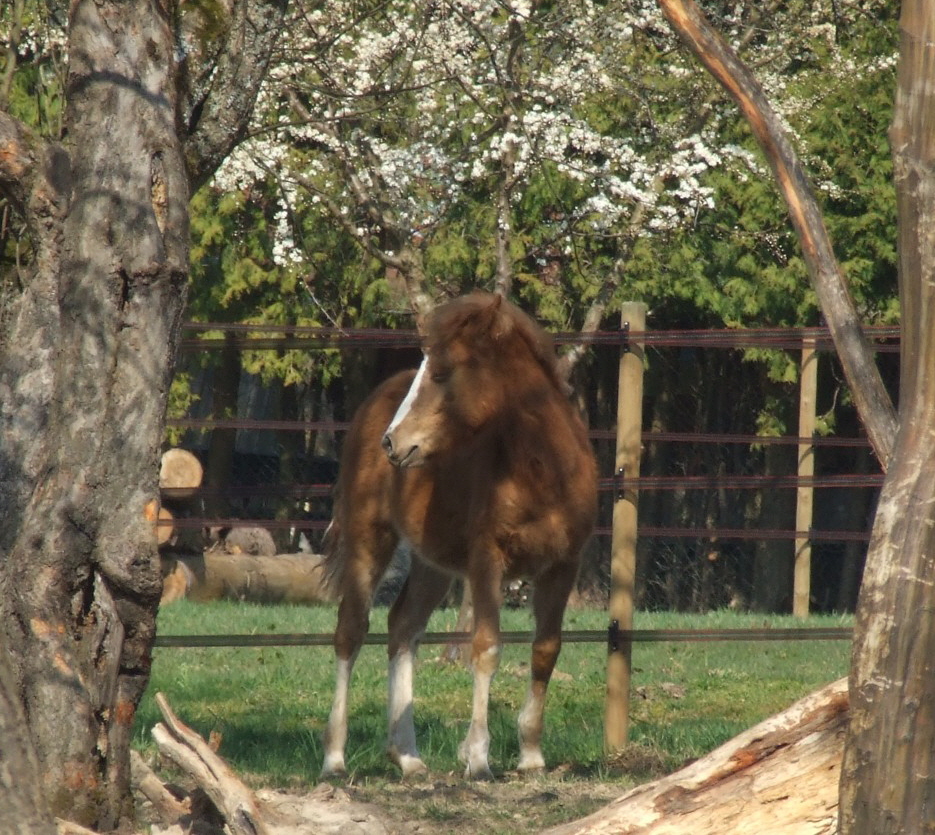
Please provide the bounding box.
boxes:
[144,500,175,547]
[159,551,335,605]
[544,677,848,835]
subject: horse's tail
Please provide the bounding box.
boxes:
[320,503,346,599]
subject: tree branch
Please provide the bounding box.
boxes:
[0,112,45,215]
[184,0,287,190]
[658,0,898,469]
[0,111,69,269]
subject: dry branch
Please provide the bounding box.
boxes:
[545,677,848,834]
[151,693,271,835]
[130,750,190,822]
[657,0,897,468]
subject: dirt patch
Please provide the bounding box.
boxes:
[313,756,669,834]
[138,739,670,834]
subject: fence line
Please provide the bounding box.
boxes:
[154,626,853,649]
[179,322,900,351]
[166,417,873,449]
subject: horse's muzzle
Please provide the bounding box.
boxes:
[382,432,420,467]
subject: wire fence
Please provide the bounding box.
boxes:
[160,319,891,635]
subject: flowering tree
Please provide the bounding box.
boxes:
[202,1,895,346]
[212,0,723,339]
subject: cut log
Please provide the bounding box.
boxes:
[159,552,335,605]
[144,500,175,547]
[544,677,848,835]
[208,525,277,557]
[159,448,204,498]
[159,559,194,605]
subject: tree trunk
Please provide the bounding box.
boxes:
[839,2,935,830]
[0,0,285,827]
[0,653,57,835]
[752,443,794,612]
[0,0,188,828]
[205,332,242,520]
[545,678,848,835]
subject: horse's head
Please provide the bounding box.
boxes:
[383,293,528,467]
[382,292,565,468]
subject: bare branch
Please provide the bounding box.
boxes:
[0,0,26,110]
[184,0,287,190]
[658,0,897,469]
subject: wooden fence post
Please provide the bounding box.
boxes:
[793,335,818,617]
[605,302,647,752]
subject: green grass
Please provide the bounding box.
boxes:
[135,601,852,788]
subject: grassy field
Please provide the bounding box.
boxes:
[136,601,852,791]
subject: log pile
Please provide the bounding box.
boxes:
[163,551,334,605]
[155,448,335,606]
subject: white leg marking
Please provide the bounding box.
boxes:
[387,646,427,777]
[322,655,355,777]
[517,685,547,771]
[386,356,427,434]
[459,645,500,780]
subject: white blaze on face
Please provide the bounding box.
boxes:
[386,355,428,435]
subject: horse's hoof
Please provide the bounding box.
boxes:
[320,755,348,780]
[517,751,546,772]
[398,754,429,780]
[464,762,495,781]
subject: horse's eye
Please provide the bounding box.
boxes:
[430,370,451,384]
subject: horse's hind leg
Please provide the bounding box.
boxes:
[517,561,578,772]
[321,531,397,779]
[386,558,452,778]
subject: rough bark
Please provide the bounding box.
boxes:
[839,3,935,831]
[545,678,848,835]
[0,652,57,835]
[657,0,898,469]
[0,0,189,826]
[0,0,285,827]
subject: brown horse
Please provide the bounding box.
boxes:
[321,292,597,780]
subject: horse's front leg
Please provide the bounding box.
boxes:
[322,591,368,778]
[517,561,578,772]
[459,568,503,780]
[322,537,395,779]
[386,559,451,778]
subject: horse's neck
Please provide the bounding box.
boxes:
[495,378,575,454]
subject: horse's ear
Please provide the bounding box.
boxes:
[478,293,511,340]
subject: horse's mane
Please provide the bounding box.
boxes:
[426,292,568,395]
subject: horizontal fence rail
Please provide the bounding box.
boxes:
[179,322,901,351]
[154,626,854,649]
